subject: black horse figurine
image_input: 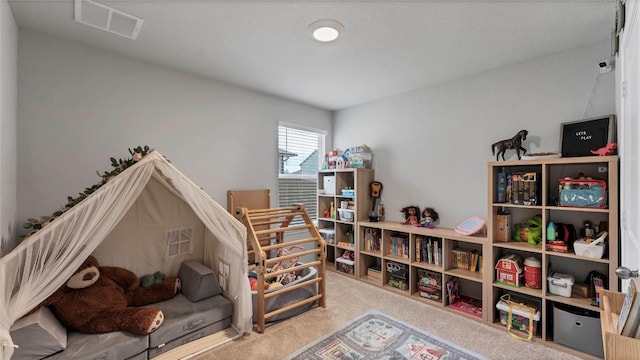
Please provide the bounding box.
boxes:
[491,130,528,161]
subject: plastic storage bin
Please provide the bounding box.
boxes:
[318,228,335,245]
[337,209,354,222]
[348,146,373,168]
[496,296,540,338]
[336,257,354,275]
[558,178,606,208]
[341,189,355,196]
[548,273,574,297]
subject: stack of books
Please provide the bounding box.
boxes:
[450,248,480,272]
[415,236,442,265]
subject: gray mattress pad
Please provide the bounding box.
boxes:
[146,293,233,348]
[16,293,232,359]
[45,330,148,360]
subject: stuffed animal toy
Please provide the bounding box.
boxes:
[39,255,180,335]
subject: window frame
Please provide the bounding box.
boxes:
[277,123,326,222]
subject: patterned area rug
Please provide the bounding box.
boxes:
[284,309,488,360]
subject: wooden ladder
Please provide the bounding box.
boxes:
[236,204,327,333]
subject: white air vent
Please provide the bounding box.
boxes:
[75,0,143,40]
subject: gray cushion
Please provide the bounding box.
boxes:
[127,352,148,360]
[46,331,148,360]
[147,318,231,358]
[147,293,232,348]
[10,307,67,360]
[178,260,221,302]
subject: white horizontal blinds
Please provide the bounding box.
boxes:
[278,126,320,223]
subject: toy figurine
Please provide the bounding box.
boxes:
[420,207,439,228]
[491,129,528,161]
[400,206,420,225]
[590,143,616,156]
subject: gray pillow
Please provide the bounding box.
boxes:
[178,260,222,302]
[10,307,67,360]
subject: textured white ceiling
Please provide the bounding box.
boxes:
[8,0,616,110]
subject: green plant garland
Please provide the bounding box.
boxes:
[22,145,153,237]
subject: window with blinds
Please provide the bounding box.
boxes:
[278,125,324,223]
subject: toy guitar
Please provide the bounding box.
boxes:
[370,181,383,198]
[370,181,383,215]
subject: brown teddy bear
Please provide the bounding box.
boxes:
[40,255,180,335]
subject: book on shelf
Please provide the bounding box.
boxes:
[450,248,479,272]
[390,232,409,258]
[364,228,381,252]
[416,236,441,265]
[618,278,640,336]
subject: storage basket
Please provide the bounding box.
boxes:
[417,269,442,300]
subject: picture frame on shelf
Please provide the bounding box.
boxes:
[560,114,616,157]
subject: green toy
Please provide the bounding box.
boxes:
[140,271,166,288]
[512,216,542,245]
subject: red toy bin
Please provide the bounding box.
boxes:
[524,257,542,289]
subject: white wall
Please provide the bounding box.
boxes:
[0,0,18,255]
[16,31,332,232]
[15,31,616,234]
[334,41,615,228]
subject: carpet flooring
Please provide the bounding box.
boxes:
[193,271,584,360]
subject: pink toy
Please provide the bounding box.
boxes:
[590,143,616,156]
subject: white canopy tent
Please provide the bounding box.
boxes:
[0,151,252,359]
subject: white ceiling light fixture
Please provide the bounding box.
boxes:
[75,0,144,40]
[309,19,344,43]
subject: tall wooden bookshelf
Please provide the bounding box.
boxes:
[487,155,619,358]
[317,168,374,275]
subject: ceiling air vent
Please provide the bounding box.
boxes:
[74,0,143,40]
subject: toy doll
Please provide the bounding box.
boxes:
[400,206,420,225]
[420,207,439,228]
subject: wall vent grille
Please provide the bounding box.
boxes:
[74,0,143,40]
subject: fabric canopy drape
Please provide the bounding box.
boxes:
[0,151,250,359]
